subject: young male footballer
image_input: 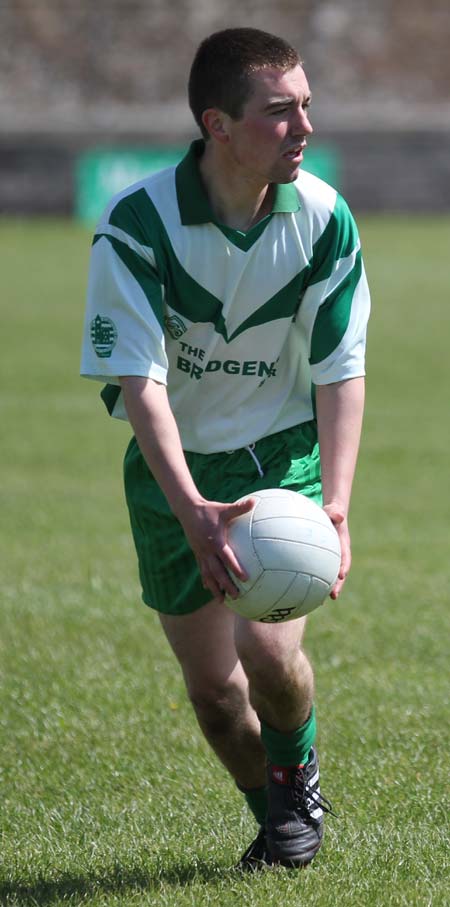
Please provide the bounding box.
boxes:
[81,27,370,870]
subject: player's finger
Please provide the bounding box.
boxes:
[201,555,240,600]
[338,536,351,574]
[323,504,345,527]
[200,568,224,601]
[330,552,350,599]
[224,497,256,522]
[330,574,343,599]
[221,543,249,582]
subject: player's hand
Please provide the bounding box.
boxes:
[177,496,255,602]
[322,502,351,599]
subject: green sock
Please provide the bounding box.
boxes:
[260,705,316,767]
[236,783,268,825]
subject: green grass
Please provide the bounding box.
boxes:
[0,216,449,906]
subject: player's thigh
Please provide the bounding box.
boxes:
[234,614,308,668]
[159,598,246,697]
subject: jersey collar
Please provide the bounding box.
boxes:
[176,139,300,226]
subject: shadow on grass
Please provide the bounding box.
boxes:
[0,859,227,905]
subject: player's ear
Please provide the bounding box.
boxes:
[201,108,230,144]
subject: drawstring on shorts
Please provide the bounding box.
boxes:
[245,444,265,478]
[226,443,265,479]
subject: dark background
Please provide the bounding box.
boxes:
[1,0,449,214]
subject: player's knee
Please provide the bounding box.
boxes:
[239,641,308,700]
[188,679,246,736]
[237,636,286,682]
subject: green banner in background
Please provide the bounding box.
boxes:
[75,148,186,223]
[75,145,340,224]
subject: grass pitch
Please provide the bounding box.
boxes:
[0,216,449,906]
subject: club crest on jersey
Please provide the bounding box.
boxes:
[164,314,187,340]
[90,315,118,358]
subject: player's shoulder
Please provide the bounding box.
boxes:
[97,165,177,232]
[294,169,339,215]
[293,170,355,237]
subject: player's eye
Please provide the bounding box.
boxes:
[270,106,289,115]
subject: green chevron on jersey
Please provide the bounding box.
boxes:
[81,140,370,453]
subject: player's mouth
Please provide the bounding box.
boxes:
[283,143,307,162]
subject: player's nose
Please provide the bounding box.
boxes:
[292,105,313,136]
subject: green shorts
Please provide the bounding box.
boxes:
[124,421,322,615]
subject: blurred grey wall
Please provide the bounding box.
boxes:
[1,0,449,213]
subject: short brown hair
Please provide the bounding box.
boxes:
[188,28,301,139]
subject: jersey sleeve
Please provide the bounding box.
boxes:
[80,214,168,387]
[297,193,370,385]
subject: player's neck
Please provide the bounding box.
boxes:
[199,144,274,233]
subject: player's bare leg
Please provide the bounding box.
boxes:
[234,614,329,869]
[159,599,266,789]
[233,615,313,731]
[160,602,329,869]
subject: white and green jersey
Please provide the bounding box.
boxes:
[81,140,370,453]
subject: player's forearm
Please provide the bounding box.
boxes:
[315,377,365,515]
[119,376,202,517]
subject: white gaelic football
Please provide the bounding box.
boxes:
[225,488,341,623]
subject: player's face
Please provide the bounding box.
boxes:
[226,65,313,185]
